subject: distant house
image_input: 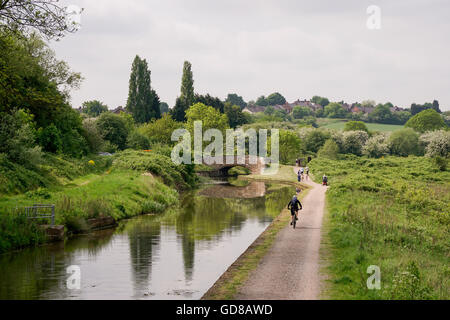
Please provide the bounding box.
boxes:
[290,100,323,112]
[112,106,128,114]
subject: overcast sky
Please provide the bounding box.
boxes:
[51,0,450,111]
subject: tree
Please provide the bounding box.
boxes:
[344,121,369,133]
[324,103,347,118]
[0,0,82,39]
[81,100,108,117]
[224,103,248,129]
[226,93,247,109]
[293,106,313,119]
[311,96,330,107]
[159,102,169,115]
[194,94,224,113]
[264,106,275,116]
[389,128,420,157]
[342,131,369,156]
[318,139,339,160]
[432,100,441,113]
[304,130,331,153]
[185,103,229,143]
[278,130,303,165]
[256,95,268,106]
[171,97,188,122]
[96,113,130,150]
[127,130,150,150]
[82,118,104,153]
[369,104,394,124]
[180,61,195,108]
[405,109,447,133]
[126,55,160,123]
[266,92,286,106]
[140,114,183,145]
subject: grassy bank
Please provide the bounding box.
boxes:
[309,156,449,299]
[0,150,196,253]
[202,166,309,300]
[317,118,404,132]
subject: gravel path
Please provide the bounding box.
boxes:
[235,168,328,300]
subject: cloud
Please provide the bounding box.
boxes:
[52,0,450,110]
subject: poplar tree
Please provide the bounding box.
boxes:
[126,55,160,123]
[171,60,195,122]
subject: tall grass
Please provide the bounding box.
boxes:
[310,156,449,299]
[0,213,46,253]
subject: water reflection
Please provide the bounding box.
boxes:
[0,181,294,300]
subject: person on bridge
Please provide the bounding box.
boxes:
[288,195,302,225]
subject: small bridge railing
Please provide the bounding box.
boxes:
[19,204,55,226]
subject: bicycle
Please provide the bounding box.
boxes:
[291,210,299,229]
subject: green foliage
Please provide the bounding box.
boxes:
[318,139,339,160]
[140,114,183,145]
[0,213,46,253]
[293,106,313,119]
[159,102,169,115]
[311,96,330,107]
[304,130,331,153]
[127,130,151,150]
[0,109,42,167]
[171,96,189,122]
[432,156,448,171]
[405,109,447,133]
[389,128,420,157]
[344,121,369,133]
[126,55,160,123]
[112,150,197,190]
[180,61,195,109]
[82,118,105,153]
[38,124,62,153]
[81,100,108,117]
[420,130,450,158]
[228,166,250,176]
[96,112,130,150]
[226,93,247,109]
[324,103,348,118]
[224,103,249,129]
[363,133,390,158]
[342,131,369,156]
[278,130,303,165]
[309,157,449,299]
[185,103,230,136]
[194,94,224,113]
[255,93,286,106]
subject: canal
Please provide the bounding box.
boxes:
[0,179,294,300]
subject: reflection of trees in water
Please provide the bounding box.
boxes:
[126,219,161,295]
[173,185,293,280]
[0,231,116,300]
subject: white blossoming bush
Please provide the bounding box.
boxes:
[363,133,391,158]
[342,131,369,156]
[420,130,450,158]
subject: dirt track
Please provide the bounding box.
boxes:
[235,168,328,300]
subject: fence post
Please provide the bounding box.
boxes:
[51,205,55,226]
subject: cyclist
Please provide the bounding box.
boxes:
[322,174,328,186]
[288,195,303,225]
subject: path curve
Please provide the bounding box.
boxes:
[235,168,328,300]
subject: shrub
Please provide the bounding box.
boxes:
[363,133,390,158]
[38,124,62,153]
[140,114,183,145]
[304,130,331,153]
[420,130,450,158]
[389,128,420,157]
[432,156,448,171]
[96,112,130,150]
[278,130,304,165]
[82,118,105,153]
[318,139,339,160]
[344,121,369,133]
[342,131,369,156]
[127,130,151,150]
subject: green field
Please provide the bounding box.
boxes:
[318,119,404,132]
[309,156,449,300]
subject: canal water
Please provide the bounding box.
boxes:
[0,180,294,300]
